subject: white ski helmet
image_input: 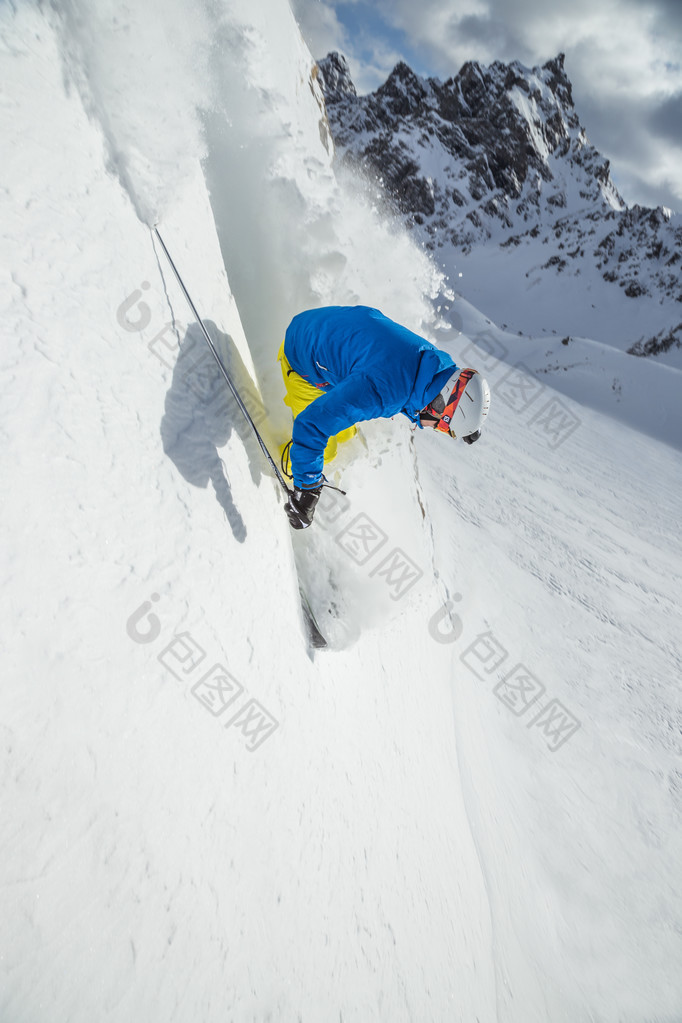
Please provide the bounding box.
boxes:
[429,367,490,440]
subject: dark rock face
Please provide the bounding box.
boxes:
[316,52,357,102]
[317,51,606,244]
[628,324,682,356]
[317,51,682,329]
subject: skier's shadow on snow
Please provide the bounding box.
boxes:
[161,322,266,544]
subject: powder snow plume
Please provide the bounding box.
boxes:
[49,0,211,225]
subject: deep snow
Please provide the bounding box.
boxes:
[1,2,681,1022]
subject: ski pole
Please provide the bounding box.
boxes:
[153,226,292,496]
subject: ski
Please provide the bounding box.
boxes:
[299,584,328,649]
[300,585,329,646]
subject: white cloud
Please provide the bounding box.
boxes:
[288,0,407,92]
[289,0,350,60]
[290,0,682,209]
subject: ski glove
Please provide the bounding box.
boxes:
[463,430,481,445]
[286,485,322,530]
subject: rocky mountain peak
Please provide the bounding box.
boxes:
[318,50,607,222]
[316,51,356,103]
[542,52,572,102]
[375,61,429,117]
[317,52,681,357]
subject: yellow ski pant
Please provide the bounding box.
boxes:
[277,341,356,471]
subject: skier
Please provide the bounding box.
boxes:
[279,305,490,529]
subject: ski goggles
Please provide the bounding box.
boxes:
[434,368,476,436]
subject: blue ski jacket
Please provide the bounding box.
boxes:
[284,305,457,489]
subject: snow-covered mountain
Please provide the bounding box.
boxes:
[2,3,682,1022]
[318,52,682,362]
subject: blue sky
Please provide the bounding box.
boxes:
[290,0,682,212]
[326,4,427,79]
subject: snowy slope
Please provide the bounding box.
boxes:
[429,294,682,449]
[0,6,494,1022]
[2,3,682,1023]
[421,307,682,1020]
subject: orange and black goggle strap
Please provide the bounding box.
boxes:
[435,369,476,435]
